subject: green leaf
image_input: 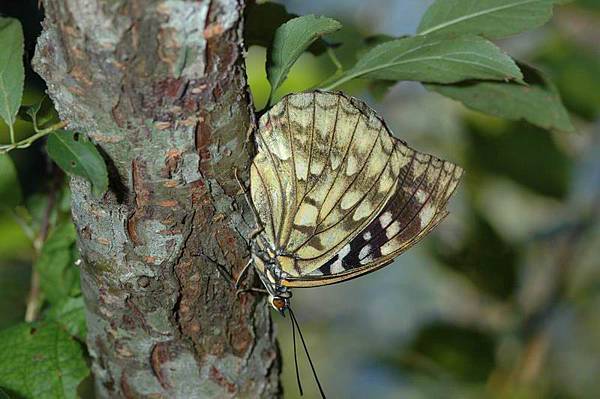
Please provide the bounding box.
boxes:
[321,35,523,90]
[358,35,401,100]
[428,63,575,133]
[0,153,22,208]
[576,0,600,10]
[0,18,24,142]
[0,322,89,399]
[17,96,43,123]
[417,0,561,39]
[46,297,87,341]
[534,37,600,120]
[0,261,31,330]
[17,93,60,129]
[465,119,572,198]
[244,3,330,55]
[267,15,341,99]
[46,130,108,197]
[35,221,80,305]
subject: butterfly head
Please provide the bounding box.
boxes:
[269,295,289,315]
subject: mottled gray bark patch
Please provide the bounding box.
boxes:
[33,0,281,397]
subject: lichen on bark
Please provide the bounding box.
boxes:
[33,0,281,397]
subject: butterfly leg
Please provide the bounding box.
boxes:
[234,258,269,298]
[236,287,269,297]
[235,258,253,290]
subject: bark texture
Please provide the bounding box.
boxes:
[33,1,281,397]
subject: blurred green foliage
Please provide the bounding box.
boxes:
[465,119,572,199]
[432,209,519,300]
[0,261,30,330]
[386,322,497,383]
[535,36,600,120]
[35,221,80,305]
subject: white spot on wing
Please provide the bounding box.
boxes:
[310,158,325,175]
[359,245,371,260]
[420,204,436,228]
[360,253,375,264]
[296,158,309,181]
[379,211,393,227]
[338,243,351,260]
[331,152,342,170]
[416,190,428,203]
[363,231,372,240]
[386,221,401,239]
[270,136,290,160]
[330,259,344,274]
[381,239,397,256]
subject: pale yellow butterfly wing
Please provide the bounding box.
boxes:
[250,91,462,280]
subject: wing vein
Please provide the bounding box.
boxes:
[304,92,317,196]
[313,125,384,232]
[252,161,278,244]
[257,115,286,245]
[290,95,341,214]
[360,159,451,262]
[290,132,394,258]
[313,113,362,229]
[286,98,298,209]
[356,154,434,261]
[282,94,340,250]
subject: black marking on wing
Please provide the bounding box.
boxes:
[358,156,439,262]
[312,151,418,275]
[313,154,456,276]
[370,163,459,261]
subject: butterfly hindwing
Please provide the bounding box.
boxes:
[283,156,462,287]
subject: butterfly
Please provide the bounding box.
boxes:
[240,90,462,397]
[246,90,463,310]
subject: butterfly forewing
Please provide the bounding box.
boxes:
[250,91,462,283]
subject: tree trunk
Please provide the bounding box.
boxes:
[33,0,281,397]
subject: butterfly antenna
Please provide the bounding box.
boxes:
[290,309,304,396]
[288,307,327,399]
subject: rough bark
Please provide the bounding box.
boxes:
[33,0,281,397]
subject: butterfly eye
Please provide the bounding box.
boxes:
[270,296,287,312]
